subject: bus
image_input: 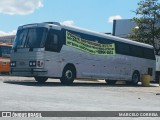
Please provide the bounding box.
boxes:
[10,22,156,84]
[0,42,12,74]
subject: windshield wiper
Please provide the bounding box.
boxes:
[28,42,33,51]
[26,37,33,51]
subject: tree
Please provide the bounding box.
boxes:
[129,0,160,55]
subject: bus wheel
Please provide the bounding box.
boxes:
[60,65,76,84]
[34,77,48,83]
[131,71,140,85]
[105,80,116,85]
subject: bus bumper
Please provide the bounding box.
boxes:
[10,68,47,77]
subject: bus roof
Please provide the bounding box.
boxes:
[19,22,153,49]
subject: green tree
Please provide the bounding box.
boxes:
[129,0,160,55]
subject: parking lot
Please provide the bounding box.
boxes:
[0,76,160,119]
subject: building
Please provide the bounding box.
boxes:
[113,18,160,37]
[0,35,15,44]
[112,19,136,38]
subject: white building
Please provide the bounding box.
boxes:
[112,19,136,38]
[0,35,15,43]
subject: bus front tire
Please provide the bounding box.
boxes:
[34,77,48,83]
[60,65,76,84]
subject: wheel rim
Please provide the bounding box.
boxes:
[65,70,73,80]
[133,74,139,83]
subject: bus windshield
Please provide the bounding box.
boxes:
[0,46,11,58]
[13,27,48,48]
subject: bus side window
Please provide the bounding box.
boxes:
[116,42,130,55]
[130,45,143,58]
[45,30,59,52]
[144,48,155,60]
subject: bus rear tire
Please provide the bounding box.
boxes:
[130,71,140,85]
[60,65,76,84]
[34,77,48,83]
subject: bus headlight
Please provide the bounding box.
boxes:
[29,61,44,67]
[32,62,36,66]
[29,61,36,67]
[37,60,44,67]
[10,61,16,67]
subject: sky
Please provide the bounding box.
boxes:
[0,0,140,36]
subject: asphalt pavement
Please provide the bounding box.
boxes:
[0,76,160,120]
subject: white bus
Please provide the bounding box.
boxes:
[10,22,156,85]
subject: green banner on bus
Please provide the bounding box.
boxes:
[66,31,115,55]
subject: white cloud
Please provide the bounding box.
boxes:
[61,20,74,26]
[0,0,43,15]
[108,15,122,23]
[0,30,16,36]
